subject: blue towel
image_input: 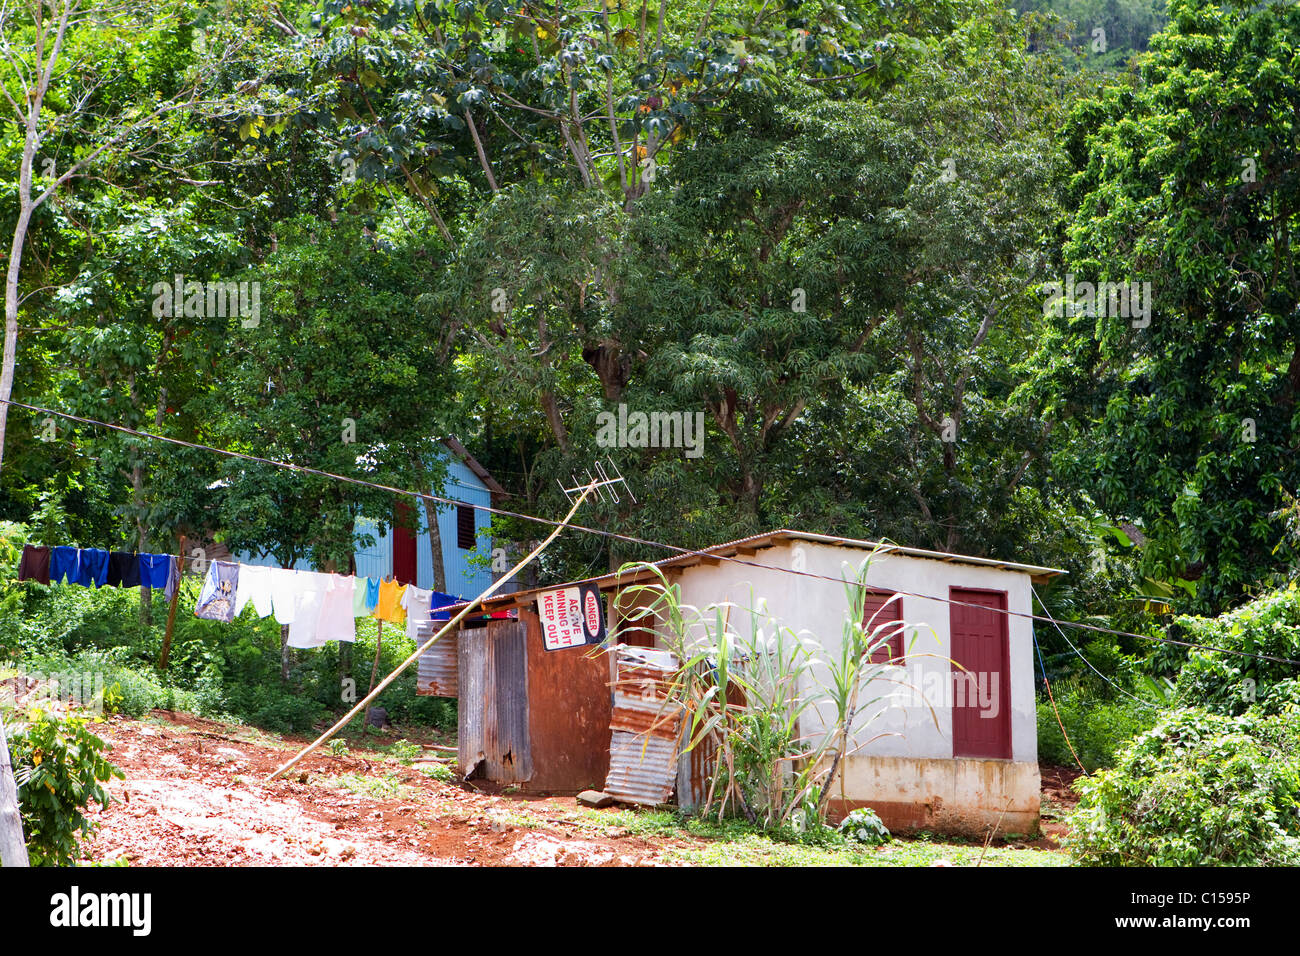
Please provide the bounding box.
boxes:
[75,548,110,588]
[430,591,460,621]
[139,553,173,589]
[49,546,80,584]
[364,576,380,612]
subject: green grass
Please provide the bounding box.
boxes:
[318,771,410,800]
[671,833,1065,867]
[417,762,455,782]
[562,806,1065,867]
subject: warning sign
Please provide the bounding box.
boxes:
[537,584,606,651]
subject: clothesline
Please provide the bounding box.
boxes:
[18,544,178,596]
[16,542,473,653]
[193,559,463,650]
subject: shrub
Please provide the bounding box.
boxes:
[385,739,421,764]
[1175,586,1300,715]
[839,807,891,846]
[419,761,455,783]
[24,649,200,718]
[1036,676,1160,771]
[8,708,124,866]
[1068,708,1300,866]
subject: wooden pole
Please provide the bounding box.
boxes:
[368,620,383,696]
[267,480,599,782]
[0,714,29,867]
[158,535,185,671]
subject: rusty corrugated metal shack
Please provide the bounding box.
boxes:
[415,603,613,794]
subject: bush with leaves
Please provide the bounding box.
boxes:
[8,708,123,866]
[1068,708,1300,866]
[1036,675,1161,771]
[1174,586,1300,716]
[839,807,891,846]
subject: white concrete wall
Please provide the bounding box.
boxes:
[659,540,1038,765]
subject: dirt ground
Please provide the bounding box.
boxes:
[1031,764,1082,850]
[78,710,1075,866]
[82,710,694,866]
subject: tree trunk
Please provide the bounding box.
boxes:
[132,458,151,625]
[423,494,447,594]
[0,199,34,476]
[281,624,291,683]
[540,390,569,452]
[0,715,29,867]
[158,536,185,671]
[368,622,383,696]
[139,328,175,625]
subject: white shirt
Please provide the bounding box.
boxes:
[316,575,357,644]
[234,564,275,618]
[401,586,435,642]
[286,572,331,647]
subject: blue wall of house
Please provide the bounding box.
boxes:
[237,452,498,600]
[352,456,494,598]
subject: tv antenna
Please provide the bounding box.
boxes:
[558,458,636,506]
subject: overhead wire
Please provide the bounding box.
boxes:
[1032,629,1089,775]
[7,397,1300,669]
[1031,584,1166,711]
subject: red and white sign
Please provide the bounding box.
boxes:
[538,587,585,650]
[538,584,606,651]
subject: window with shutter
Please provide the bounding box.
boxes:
[862,590,904,664]
[456,504,476,550]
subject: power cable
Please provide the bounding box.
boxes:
[1031,584,1165,711]
[8,397,1300,668]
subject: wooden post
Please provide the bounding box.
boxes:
[368,620,383,696]
[0,714,29,867]
[158,535,184,671]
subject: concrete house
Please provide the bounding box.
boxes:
[628,531,1061,836]
[423,529,1063,837]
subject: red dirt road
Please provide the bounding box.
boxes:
[81,711,688,867]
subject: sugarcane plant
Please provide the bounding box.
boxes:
[612,548,940,831]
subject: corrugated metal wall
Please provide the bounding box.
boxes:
[414,620,459,697]
[458,621,532,782]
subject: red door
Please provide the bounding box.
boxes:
[949,588,1011,759]
[393,501,418,586]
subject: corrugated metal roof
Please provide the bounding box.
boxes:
[458,529,1068,612]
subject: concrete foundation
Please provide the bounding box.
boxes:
[825,755,1041,838]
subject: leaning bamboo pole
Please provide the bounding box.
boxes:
[266,480,599,782]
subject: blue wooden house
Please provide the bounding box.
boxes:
[237,439,509,600]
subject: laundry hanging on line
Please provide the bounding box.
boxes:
[402,587,462,642]
[192,559,464,651]
[19,543,178,596]
[16,543,463,648]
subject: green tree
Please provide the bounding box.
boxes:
[1034,0,1300,611]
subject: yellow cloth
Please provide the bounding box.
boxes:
[372,579,408,624]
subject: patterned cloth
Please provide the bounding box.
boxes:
[194,561,240,623]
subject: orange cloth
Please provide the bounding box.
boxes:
[371,579,408,624]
